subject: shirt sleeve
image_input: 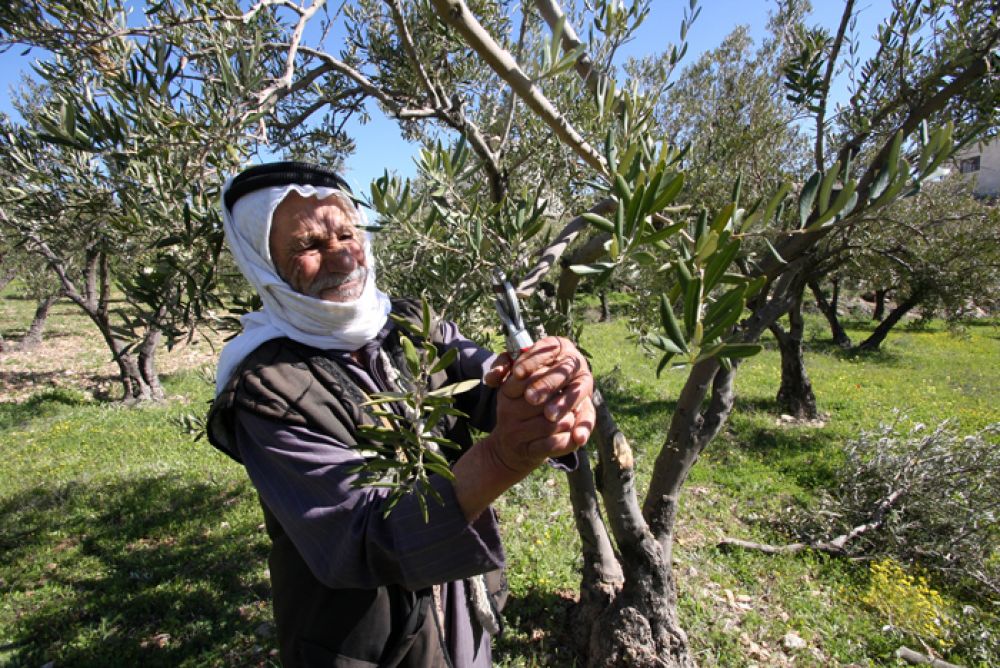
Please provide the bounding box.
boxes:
[234,409,505,591]
[434,319,499,433]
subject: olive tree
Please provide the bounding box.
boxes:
[845,178,1000,350]
[0,38,245,400]
[422,2,999,665]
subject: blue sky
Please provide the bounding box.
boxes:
[0,1,892,190]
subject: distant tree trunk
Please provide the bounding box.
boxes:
[873,288,888,321]
[808,277,851,348]
[0,266,17,293]
[769,284,818,419]
[599,290,610,321]
[855,291,922,352]
[136,323,166,402]
[17,292,60,351]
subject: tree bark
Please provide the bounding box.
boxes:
[808,277,851,348]
[137,326,166,402]
[769,286,818,419]
[591,391,694,668]
[873,288,888,321]
[854,291,922,352]
[599,290,610,322]
[17,292,60,351]
[565,444,625,655]
[552,235,695,665]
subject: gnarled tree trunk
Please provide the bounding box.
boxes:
[769,284,818,419]
[0,266,17,293]
[137,318,166,402]
[29,240,163,402]
[808,277,851,348]
[854,291,922,352]
[555,214,695,667]
[591,392,695,668]
[873,288,889,321]
[17,292,60,351]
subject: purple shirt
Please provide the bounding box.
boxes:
[233,320,503,665]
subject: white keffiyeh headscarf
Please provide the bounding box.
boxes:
[215,180,392,394]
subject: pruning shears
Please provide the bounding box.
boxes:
[492,269,533,357]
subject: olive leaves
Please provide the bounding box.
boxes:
[571,131,769,375]
[648,178,767,375]
[352,298,480,520]
[794,121,955,234]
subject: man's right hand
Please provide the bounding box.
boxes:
[453,337,595,521]
[485,337,595,474]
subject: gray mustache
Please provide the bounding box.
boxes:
[307,266,367,297]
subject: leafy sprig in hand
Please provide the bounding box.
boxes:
[352,299,480,520]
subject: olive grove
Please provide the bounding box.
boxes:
[1,0,998,664]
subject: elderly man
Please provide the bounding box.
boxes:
[206,162,594,667]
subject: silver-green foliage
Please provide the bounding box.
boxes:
[353,300,481,520]
[820,415,1000,597]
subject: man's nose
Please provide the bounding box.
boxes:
[322,245,358,273]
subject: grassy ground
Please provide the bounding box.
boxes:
[1,291,998,666]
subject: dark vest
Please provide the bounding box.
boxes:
[206,301,470,667]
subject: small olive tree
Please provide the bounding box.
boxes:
[0,47,244,400]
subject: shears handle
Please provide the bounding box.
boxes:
[492,269,533,356]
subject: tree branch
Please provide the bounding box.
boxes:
[518,198,615,296]
[814,0,855,171]
[895,647,963,668]
[385,0,443,108]
[593,388,654,559]
[643,358,721,554]
[429,0,607,175]
[566,446,624,586]
[532,0,604,97]
[254,0,328,107]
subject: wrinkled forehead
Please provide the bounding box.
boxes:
[271,190,360,236]
[228,184,364,264]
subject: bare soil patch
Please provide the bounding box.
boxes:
[0,310,222,402]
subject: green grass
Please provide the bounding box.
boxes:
[2,299,998,666]
[575,316,1000,667]
[0,371,276,667]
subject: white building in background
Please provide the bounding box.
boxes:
[953,136,1000,197]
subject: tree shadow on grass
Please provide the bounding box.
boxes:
[839,346,904,366]
[0,388,91,430]
[0,369,123,404]
[733,396,785,415]
[721,417,844,491]
[597,376,677,421]
[494,588,580,667]
[0,474,275,667]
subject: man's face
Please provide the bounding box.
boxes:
[268,192,368,302]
